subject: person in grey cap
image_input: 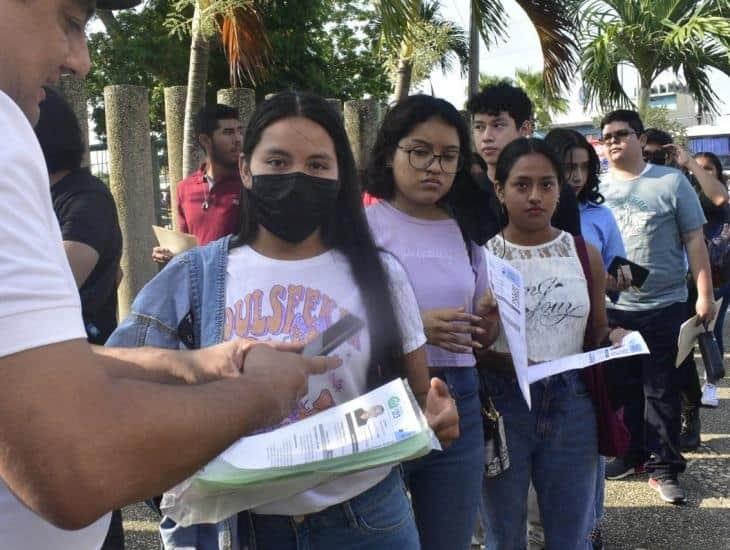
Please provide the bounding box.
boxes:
[0,1,342,548]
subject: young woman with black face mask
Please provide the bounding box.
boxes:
[108,91,459,550]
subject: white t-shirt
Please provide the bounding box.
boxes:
[222,245,426,515]
[0,91,110,548]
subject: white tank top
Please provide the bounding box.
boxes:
[486,231,589,363]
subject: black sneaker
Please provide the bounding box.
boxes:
[589,527,604,550]
[648,477,687,504]
[605,457,645,480]
[680,406,701,451]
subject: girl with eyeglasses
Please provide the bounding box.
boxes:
[364,94,500,550]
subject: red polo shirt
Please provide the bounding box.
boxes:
[176,165,241,245]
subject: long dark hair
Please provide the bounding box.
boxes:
[495,137,565,203]
[695,152,727,184]
[544,128,603,204]
[365,94,498,244]
[233,91,404,388]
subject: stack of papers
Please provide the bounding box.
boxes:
[161,378,439,525]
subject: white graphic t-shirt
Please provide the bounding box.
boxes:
[486,231,589,363]
[0,91,110,548]
[224,246,426,515]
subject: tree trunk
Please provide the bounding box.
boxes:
[637,75,651,114]
[181,3,210,178]
[394,57,413,102]
[467,12,480,97]
[393,38,414,103]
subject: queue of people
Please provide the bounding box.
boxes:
[0,1,726,547]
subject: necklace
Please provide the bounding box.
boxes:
[202,174,214,210]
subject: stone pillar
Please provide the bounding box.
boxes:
[325,99,343,117]
[57,76,90,167]
[164,85,186,230]
[344,99,380,177]
[104,85,157,319]
[217,87,256,132]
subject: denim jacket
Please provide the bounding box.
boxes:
[107,235,239,550]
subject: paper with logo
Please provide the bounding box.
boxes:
[160,378,439,526]
[152,225,198,255]
[676,298,723,367]
[527,331,650,383]
[485,250,531,409]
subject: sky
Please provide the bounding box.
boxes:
[418,0,730,127]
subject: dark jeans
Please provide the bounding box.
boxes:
[607,302,687,479]
[101,509,125,550]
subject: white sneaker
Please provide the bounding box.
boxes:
[701,383,719,408]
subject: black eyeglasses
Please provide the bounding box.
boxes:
[600,129,637,143]
[397,146,464,175]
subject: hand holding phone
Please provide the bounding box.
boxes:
[607,256,650,289]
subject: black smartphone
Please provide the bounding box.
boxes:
[301,314,366,357]
[607,256,650,289]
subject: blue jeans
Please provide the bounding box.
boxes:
[237,467,419,549]
[404,367,485,550]
[480,370,598,550]
[593,456,606,530]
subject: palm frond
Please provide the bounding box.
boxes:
[513,0,580,94]
[373,0,421,47]
[218,4,271,87]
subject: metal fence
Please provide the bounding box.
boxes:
[89,140,172,228]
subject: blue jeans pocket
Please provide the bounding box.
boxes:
[347,472,413,533]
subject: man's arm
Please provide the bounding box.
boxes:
[63,240,99,287]
[0,339,337,530]
[684,227,715,322]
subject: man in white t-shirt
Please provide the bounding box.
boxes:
[0,0,338,547]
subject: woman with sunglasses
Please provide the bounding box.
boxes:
[364,95,499,550]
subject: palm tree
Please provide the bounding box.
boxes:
[380,1,468,101]
[379,0,580,101]
[168,0,270,178]
[580,0,730,114]
[467,0,581,98]
[514,68,569,130]
[479,69,570,130]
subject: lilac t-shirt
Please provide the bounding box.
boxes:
[366,201,488,367]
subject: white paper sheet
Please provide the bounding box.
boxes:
[527,331,650,383]
[485,251,652,404]
[675,298,723,367]
[218,378,434,470]
[485,251,531,409]
[152,225,199,255]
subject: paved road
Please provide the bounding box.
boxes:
[122,369,730,550]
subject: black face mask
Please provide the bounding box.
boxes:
[248,172,339,243]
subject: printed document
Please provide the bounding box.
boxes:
[485,250,650,406]
[161,379,439,525]
[485,251,531,409]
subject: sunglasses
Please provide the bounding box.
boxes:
[600,129,637,143]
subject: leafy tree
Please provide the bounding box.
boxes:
[376,0,468,101]
[580,0,730,114]
[88,0,230,139]
[478,69,569,130]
